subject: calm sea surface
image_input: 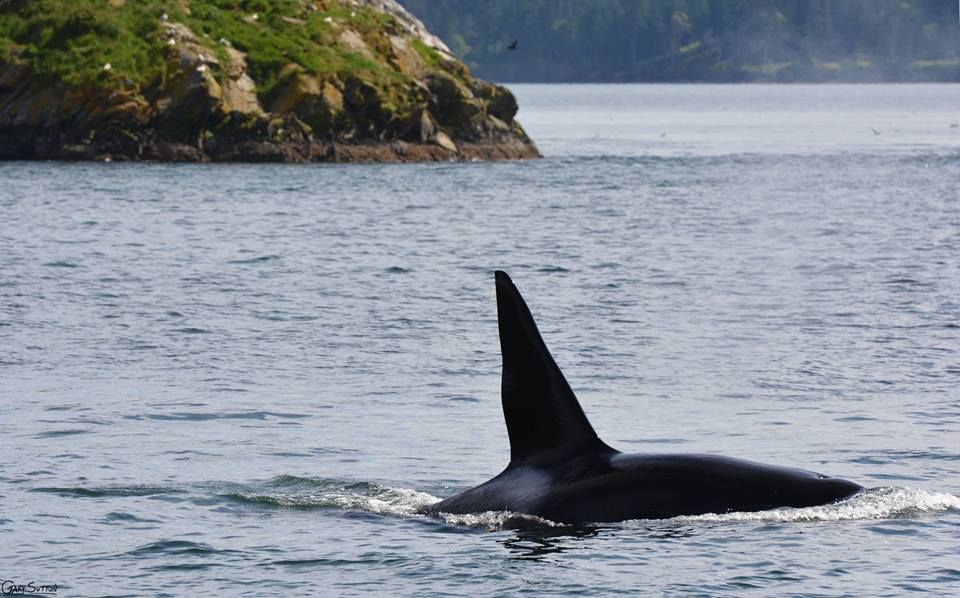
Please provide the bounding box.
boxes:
[2,84,959,596]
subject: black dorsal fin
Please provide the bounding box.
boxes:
[495,271,615,466]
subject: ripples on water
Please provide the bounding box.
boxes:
[2,84,959,595]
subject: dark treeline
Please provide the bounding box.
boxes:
[399,0,960,82]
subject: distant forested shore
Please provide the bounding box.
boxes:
[400,0,960,82]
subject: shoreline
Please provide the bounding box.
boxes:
[0,138,541,163]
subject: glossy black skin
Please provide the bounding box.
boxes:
[428,451,862,523]
[425,271,862,524]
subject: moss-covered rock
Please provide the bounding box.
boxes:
[267,66,345,137]
[0,0,538,162]
[475,81,519,123]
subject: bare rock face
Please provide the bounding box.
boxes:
[154,21,265,139]
[353,0,457,60]
[222,47,266,117]
[0,1,538,162]
[388,35,429,78]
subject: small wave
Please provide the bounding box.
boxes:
[668,487,960,523]
[103,511,162,523]
[219,476,438,516]
[33,429,91,438]
[31,485,182,498]
[226,254,281,265]
[884,277,920,285]
[174,327,212,334]
[133,411,309,422]
[447,395,480,403]
[439,511,562,531]
[252,311,318,322]
[268,556,410,567]
[127,540,224,557]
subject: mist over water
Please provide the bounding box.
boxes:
[2,84,959,595]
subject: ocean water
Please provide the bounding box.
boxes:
[2,84,959,596]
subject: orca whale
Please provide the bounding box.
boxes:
[425,271,862,523]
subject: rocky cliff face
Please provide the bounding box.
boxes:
[0,0,538,162]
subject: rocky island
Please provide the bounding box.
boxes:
[0,0,539,162]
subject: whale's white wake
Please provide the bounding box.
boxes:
[666,487,959,524]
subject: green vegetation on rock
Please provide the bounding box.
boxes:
[176,0,398,97]
[0,0,169,87]
[1,1,426,99]
[0,0,404,93]
[0,0,538,161]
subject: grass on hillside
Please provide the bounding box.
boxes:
[0,0,422,97]
[0,0,175,87]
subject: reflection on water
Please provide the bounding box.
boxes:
[502,526,603,560]
[501,522,704,560]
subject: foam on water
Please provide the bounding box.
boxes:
[218,475,440,516]
[417,487,960,530]
[27,479,958,533]
[668,487,960,524]
[437,511,562,531]
[333,484,959,530]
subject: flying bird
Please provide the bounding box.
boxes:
[507,39,518,50]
